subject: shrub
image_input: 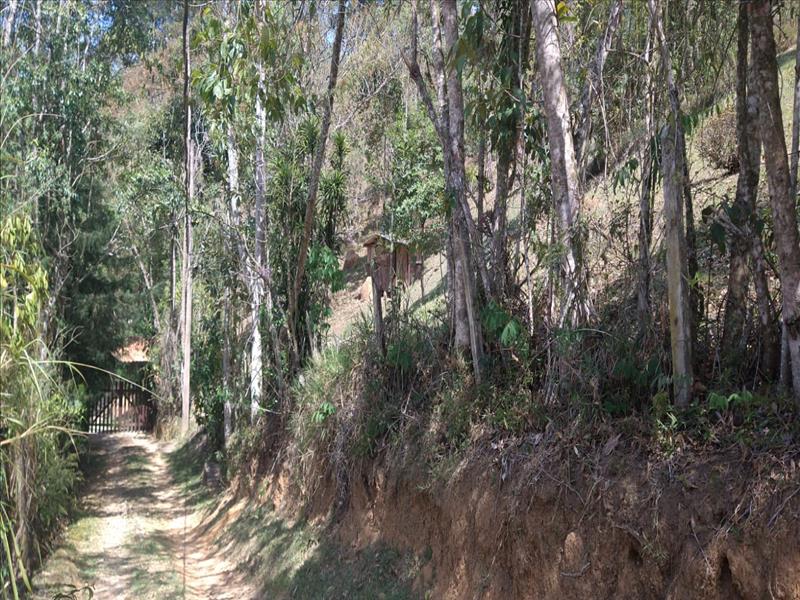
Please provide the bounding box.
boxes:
[698,108,738,173]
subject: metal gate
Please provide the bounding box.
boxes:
[88,380,156,433]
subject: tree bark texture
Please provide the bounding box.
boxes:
[532,0,589,326]
[289,0,346,366]
[180,0,194,434]
[749,0,800,405]
[662,122,694,407]
[574,0,624,174]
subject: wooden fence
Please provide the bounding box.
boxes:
[87,380,156,433]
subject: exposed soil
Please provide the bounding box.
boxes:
[254,432,800,600]
[29,428,800,599]
[33,433,254,600]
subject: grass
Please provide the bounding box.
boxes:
[210,501,420,599]
[166,436,215,511]
[168,432,421,598]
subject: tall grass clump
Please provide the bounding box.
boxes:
[1,214,83,599]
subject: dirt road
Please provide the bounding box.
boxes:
[33,433,254,599]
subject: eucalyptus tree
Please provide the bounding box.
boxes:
[180,0,195,434]
[531,0,590,327]
[649,0,694,406]
[749,0,800,406]
[403,0,485,383]
[721,2,775,375]
[194,0,305,428]
[290,0,347,371]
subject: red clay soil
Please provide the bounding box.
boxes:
[253,436,800,600]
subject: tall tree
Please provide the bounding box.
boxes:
[1,0,19,48]
[249,1,268,423]
[637,8,657,332]
[650,0,693,406]
[721,2,775,373]
[180,0,195,434]
[783,13,800,388]
[402,0,485,382]
[749,0,800,405]
[573,0,624,175]
[490,0,532,296]
[289,0,347,367]
[532,0,589,326]
[442,0,485,381]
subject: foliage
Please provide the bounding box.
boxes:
[385,110,446,247]
[0,214,83,596]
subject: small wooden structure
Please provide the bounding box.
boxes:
[363,233,422,353]
[363,233,421,296]
[112,338,150,363]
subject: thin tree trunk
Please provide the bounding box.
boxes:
[749,0,800,405]
[249,71,267,423]
[491,1,532,296]
[170,212,177,317]
[180,0,194,434]
[477,130,486,221]
[662,122,694,407]
[33,0,42,55]
[442,0,484,382]
[790,16,800,200]
[722,3,756,360]
[289,0,346,366]
[637,12,656,333]
[574,0,624,174]
[783,17,800,388]
[222,285,233,445]
[1,0,19,48]
[532,0,589,327]
[651,0,693,406]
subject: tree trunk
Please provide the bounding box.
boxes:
[722,2,758,362]
[33,0,42,55]
[722,4,776,375]
[477,130,486,221]
[574,0,624,174]
[441,0,484,382]
[402,0,484,381]
[490,1,532,296]
[180,0,194,435]
[532,0,589,327]
[790,15,799,201]
[289,0,346,366]
[782,16,800,388]
[222,285,233,445]
[170,212,177,317]
[249,66,268,423]
[637,12,656,333]
[650,0,696,405]
[662,122,694,407]
[749,0,800,405]
[1,0,19,48]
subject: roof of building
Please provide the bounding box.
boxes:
[112,338,150,363]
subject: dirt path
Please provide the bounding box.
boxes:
[33,433,255,600]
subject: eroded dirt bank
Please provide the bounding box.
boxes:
[252,434,800,599]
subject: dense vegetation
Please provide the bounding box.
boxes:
[1,0,798,596]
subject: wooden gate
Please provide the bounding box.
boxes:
[88,381,156,433]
